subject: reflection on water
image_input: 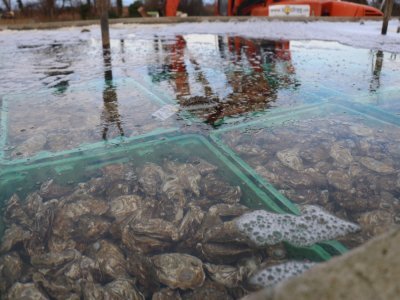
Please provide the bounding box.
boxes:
[101,48,124,140]
[147,36,299,126]
[370,50,383,93]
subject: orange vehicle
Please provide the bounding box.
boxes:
[165,0,383,17]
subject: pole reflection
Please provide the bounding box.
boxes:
[370,50,384,93]
[101,47,125,140]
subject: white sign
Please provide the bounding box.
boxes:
[152,104,179,121]
[269,5,311,17]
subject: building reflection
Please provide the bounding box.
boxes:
[148,35,299,127]
[101,47,125,140]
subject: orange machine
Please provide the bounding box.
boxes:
[165,0,383,17]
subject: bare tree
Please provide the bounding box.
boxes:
[2,0,11,11]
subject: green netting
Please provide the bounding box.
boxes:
[210,102,400,256]
[0,77,175,165]
[0,133,337,262]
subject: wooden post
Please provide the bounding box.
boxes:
[381,0,394,35]
[99,0,110,49]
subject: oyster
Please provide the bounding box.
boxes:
[127,252,160,294]
[152,288,182,300]
[105,278,145,300]
[357,210,396,238]
[6,282,48,300]
[0,224,32,253]
[201,173,241,204]
[3,194,32,227]
[0,252,23,293]
[181,280,234,300]
[31,249,79,269]
[189,157,218,175]
[329,143,353,166]
[138,163,166,196]
[176,163,202,196]
[359,157,396,174]
[51,195,109,239]
[162,175,186,205]
[71,215,111,242]
[326,170,352,191]
[39,179,73,200]
[276,148,303,171]
[152,253,205,290]
[204,263,246,288]
[87,239,128,281]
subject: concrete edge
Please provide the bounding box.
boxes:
[0,16,387,31]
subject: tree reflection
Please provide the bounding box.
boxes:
[101,47,124,140]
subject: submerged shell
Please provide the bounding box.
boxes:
[330,143,353,166]
[105,278,145,300]
[30,249,80,269]
[204,263,245,288]
[6,282,48,300]
[0,252,23,294]
[152,253,205,290]
[139,163,166,196]
[359,157,396,174]
[0,224,32,253]
[39,179,73,200]
[276,148,303,171]
[87,240,128,280]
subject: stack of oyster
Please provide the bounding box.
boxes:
[0,158,359,299]
[223,114,400,246]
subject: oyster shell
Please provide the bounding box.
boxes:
[189,157,218,175]
[180,280,234,300]
[204,263,245,288]
[152,288,182,300]
[201,173,241,204]
[329,143,353,166]
[138,163,166,196]
[357,210,396,238]
[31,249,79,269]
[276,148,303,171]
[326,170,352,191]
[152,253,205,290]
[0,224,32,254]
[4,194,32,227]
[39,179,73,200]
[359,157,396,174]
[105,278,145,300]
[87,239,128,281]
[0,252,23,294]
[6,282,48,300]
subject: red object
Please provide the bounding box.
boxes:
[165,0,383,17]
[250,0,383,17]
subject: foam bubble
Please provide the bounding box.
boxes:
[236,205,360,247]
[249,261,316,288]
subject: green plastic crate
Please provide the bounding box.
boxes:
[0,133,333,262]
[210,102,400,256]
[0,77,174,165]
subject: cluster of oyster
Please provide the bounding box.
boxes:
[223,114,400,246]
[0,157,360,299]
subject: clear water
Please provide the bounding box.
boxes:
[0,30,400,297]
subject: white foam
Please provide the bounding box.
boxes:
[236,205,360,247]
[249,261,316,288]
